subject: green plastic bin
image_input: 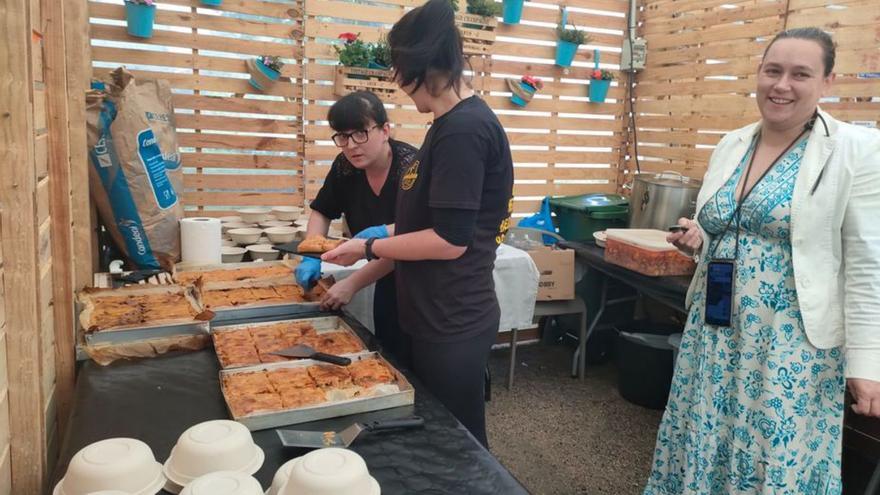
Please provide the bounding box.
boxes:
[548,193,629,242]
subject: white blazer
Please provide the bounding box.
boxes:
[686,109,880,381]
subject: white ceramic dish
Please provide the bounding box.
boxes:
[54,438,166,495]
[593,230,608,248]
[228,228,264,246]
[266,459,299,495]
[222,223,256,235]
[221,246,247,263]
[246,244,280,261]
[238,208,271,224]
[219,216,243,224]
[271,206,303,221]
[221,238,238,247]
[180,471,264,495]
[259,220,294,229]
[263,227,297,244]
[163,420,264,488]
[281,448,379,495]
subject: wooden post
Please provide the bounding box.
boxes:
[41,0,77,451]
[0,0,48,492]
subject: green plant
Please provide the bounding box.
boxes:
[335,33,372,68]
[449,0,459,12]
[557,26,589,45]
[259,56,284,72]
[466,0,501,17]
[371,38,392,68]
[590,69,614,80]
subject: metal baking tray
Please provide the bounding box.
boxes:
[84,320,211,346]
[220,352,414,431]
[173,260,297,285]
[211,315,368,369]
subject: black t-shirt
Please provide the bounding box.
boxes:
[394,96,514,343]
[309,139,418,235]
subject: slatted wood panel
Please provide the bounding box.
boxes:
[303,0,629,215]
[628,0,880,181]
[88,0,305,217]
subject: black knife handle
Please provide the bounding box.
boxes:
[311,352,351,366]
[362,417,425,432]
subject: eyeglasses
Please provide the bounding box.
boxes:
[331,125,380,147]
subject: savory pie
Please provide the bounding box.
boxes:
[223,371,274,395]
[83,292,200,332]
[303,332,364,355]
[202,285,307,310]
[227,393,284,417]
[267,367,316,389]
[308,364,353,389]
[348,358,396,388]
[213,324,363,368]
[217,343,261,368]
[298,236,345,254]
[175,265,294,285]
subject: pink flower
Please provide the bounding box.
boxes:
[591,69,603,79]
[521,75,543,90]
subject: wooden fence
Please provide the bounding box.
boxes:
[88,0,629,217]
[628,0,880,181]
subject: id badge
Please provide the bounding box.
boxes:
[704,259,735,327]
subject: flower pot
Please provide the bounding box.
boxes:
[555,40,578,67]
[367,61,389,71]
[247,59,281,91]
[510,81,535,107]
[589,79,611,103]
[125,2,156,39]
[201,0,223,5]
[502,0,524,24]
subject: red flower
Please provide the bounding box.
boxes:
[591,69,603,79]
[338,32,358,44]
[521,75,543,90]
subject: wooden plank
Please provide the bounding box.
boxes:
[33,134,48,180]
[0,1,46,492]
[175,114,299,134]
[647,40,767,67]
[0,335,8,399]
[648,17,783,50]
[182,191,303,206]
[635,95,761,117]
[36,179,50,227]
[639,57,758,81]
[636,78,755,97]
[178,133,300,151]
[634,114,755,131]
[788,2,880,30]
[789,0,873,9]
[636,130,723,146]
[172,94,299,115]
[32,87,47,132]
[305,0,403,24]
[65,0,93,294]
[183,173,301,190]
[644,2,785,36]
[0,445,11,495]
[92,67,302,99]
[160,0,301,19]
[182,153,300,170]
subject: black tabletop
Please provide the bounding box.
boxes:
[53,347,527,494]
[561,241,692,313]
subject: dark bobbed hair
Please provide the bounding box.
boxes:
[388,0,464,95]
[763,27,836,77]
[327,91,389,132]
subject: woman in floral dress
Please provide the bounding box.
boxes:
[644,28,880,494]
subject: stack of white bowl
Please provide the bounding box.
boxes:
[266,448,380,495]
[53,438,166,495]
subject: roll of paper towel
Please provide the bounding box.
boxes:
[181,217,222,265]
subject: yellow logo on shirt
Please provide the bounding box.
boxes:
[495,198,514,244]
[401,160,420,191]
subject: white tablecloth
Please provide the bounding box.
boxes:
[322,243,539,334]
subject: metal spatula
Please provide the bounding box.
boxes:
[277,417,425,449]
[269,344,351,366]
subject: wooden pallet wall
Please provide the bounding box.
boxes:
[88,0,305,217]
[627,0,880,181]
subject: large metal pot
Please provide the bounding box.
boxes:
[627,171,702,230]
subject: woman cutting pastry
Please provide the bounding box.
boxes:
[295,91,418,362]
[322,0,514,447]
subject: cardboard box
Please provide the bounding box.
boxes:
[527,246,575,301]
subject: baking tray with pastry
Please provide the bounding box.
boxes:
[219,351,414,431]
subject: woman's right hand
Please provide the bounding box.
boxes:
[667,217,703,257]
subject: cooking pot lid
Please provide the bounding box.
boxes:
[634,172,702,188]
[548,193,629,211]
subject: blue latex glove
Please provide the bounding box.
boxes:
[353,225,389,239]
[295,257,321,288]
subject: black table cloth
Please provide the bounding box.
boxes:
[53,328,528,494]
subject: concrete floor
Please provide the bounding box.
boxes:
[486,343,663,495]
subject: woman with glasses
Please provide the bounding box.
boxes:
[322,0,514,447]
[296,90,418,363]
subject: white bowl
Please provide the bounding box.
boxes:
[259,220,293,229]
[221,238,238,247]
[54,438,166,495]
[222,222,256,234]
[180,471,264,495]
[266,459,299,495]
[246,244,280,261]
[163,420,264,488]
[238,208,271,224]
[281,448,379,495]
[271,206,303,221]
[219,216,243,224]
[263,227,297,244]
[222,246,247,263]
[593,230,608,248]
[228,228,264,246]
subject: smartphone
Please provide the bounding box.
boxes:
[705,260,734,327]
[668,225,689,233]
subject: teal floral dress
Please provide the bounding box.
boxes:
[643,138,845,495]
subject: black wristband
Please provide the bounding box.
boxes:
[365,237,379,261]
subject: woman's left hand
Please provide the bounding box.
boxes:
[848,378,880,417]
[321,239,366,267]
[320,277,355,311]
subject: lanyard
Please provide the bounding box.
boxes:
[708,127,809,261]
